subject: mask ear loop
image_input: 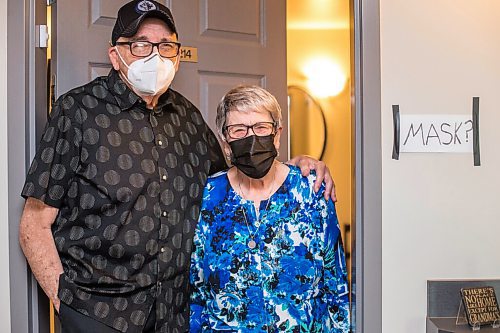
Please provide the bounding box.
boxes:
[114,47,132,70]
[114,46,139,90]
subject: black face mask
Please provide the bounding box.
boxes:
[229,134,278,179]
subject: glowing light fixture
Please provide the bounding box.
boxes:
[303,58,346,98]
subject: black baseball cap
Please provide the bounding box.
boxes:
[111,0,177,45]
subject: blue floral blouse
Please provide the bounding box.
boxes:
[190,165,350,332]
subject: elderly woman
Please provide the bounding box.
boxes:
[190,85,349,332]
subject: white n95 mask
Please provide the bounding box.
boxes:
[116,47,176,96]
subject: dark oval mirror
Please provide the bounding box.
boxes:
[287,85,327,160]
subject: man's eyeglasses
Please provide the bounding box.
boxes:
[224,122,277,140]
[115,41,181,58]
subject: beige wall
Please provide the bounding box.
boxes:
[287,28,352,239]
[0,0,12,330]
[381,1,500,332]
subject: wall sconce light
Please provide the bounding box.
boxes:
[303,58,346,98]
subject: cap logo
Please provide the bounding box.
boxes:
[136,1,157,12]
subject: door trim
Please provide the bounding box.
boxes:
[352,0,382,332]
[8,0,31,332]
[8,0,50,332]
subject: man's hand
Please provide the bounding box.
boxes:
[287,155,337,202]
[19,197,63,312]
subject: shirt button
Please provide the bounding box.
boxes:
[162,175,167,181]
[158,140,163,146]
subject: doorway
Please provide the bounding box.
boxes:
[287,1,383,332]
[287,0,354,327]
[7,1,383,332]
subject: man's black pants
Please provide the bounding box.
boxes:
[59,302,156,333]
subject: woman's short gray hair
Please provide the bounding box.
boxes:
[215,85,282,141]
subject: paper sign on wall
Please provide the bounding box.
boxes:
[400,115,473,153]
[392,97,480,166]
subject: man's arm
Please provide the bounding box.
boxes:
[19,197,63,311]
[287,155,336,202]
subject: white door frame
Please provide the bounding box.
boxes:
[352,0,383,332]
[7,0,32,330]
[6,1,383,332]
[7,0,51,332]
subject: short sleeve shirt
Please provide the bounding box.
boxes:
[21,69,226,333]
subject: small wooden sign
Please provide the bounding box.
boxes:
[461,286,500,327]
[179,46,198,63]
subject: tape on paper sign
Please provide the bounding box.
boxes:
[472,97,480,166]
[392,105,400,160]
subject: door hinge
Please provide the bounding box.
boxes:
[35,25,49,48]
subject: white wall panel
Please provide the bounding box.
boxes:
[380,1,500,332]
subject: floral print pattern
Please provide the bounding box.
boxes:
[190,166,350,332]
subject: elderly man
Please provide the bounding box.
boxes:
[19,1,335,332]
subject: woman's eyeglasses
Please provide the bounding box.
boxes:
[224,122,276,140]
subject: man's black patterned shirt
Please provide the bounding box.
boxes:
[21,70,226,333]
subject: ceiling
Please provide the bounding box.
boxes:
[287,0,350,30]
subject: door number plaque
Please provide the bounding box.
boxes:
[180,46,198,63]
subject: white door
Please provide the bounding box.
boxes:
[51,0,288,156]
